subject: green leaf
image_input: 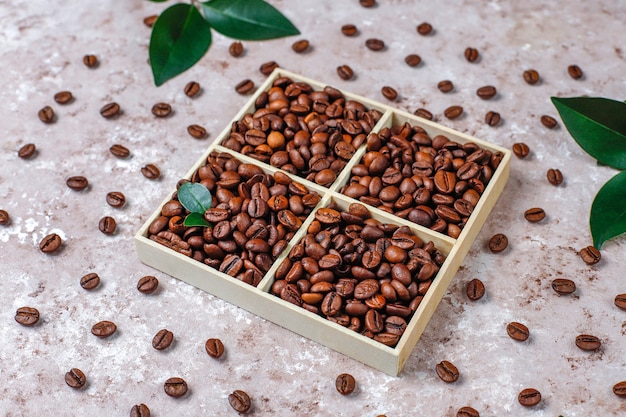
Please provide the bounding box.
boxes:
[201,0,299,40]
[551,97,626,169]
[590,170,626,249]
[149,4,212,86]
[177,182,213,213]
[183,212,212,227]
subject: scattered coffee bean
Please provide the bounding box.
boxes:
[341,24,358,36]
[99,216,117,235]
[575,334,601,351]
[141,164,160,180]
[229,41,244,57]
[152,102,172,118]
[524,207,545,223]
[523,69,540,85]
[54,91,73,104]
[83,54,98,68]
[66,176,89,191]
[18,143,37,159]
[551,278,576,295]
[40,233,62,253]
[137,275,159,294]
[100,102,120,118]
[235,79,255,95]
[466,278,485,301]
[365,38,385,51]
[80,272,101,290]
[130,403,151,417]
[106,191,126,208]
[259,61,279,76]
[435,360,459,383]
[405,54,422,67]
[456,406,480,417]
[416,22,433,35]
[291,39,309,53]
[228,390,251,413]
[337,65,354,80]
[518,388,541,407]
[381,86,398,101]
[187,124,207,139]
[476,85,497,99]
[485,110,501,126]
[153,329,174,350]
[414,108,433,120]
[568,64,584,79]
[184,81,201,97]
[546,168,563,186]
[444,105,463,119]
[488,233,508,253]
[464,47,479,62]
[540,115,558,129]
[110,144,130,158]
[164,377,188,398]
[335,373,356,395]
[506,321,529,341]
[512,142,530,159]
[91,320,117,338]
[359,0,376,7]
[65,368,86,389]
[579,245,601,265]
[613,381,626,397]
[38,106,55,123]
[143,15,157,28]
[205,338,225,358]
[614,294,626,310]
[0,209,9,225]
[15,306,40,326]
[437,80,454,93]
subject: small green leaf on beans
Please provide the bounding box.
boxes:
[590,170,626,249]
[177,182,213,214]
[183,212,212,227]
[149,3,212,86]
[201,0,299,40]
[551,97,626,169]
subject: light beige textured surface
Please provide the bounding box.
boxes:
[1,0,625,415]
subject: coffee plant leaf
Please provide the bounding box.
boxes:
[183,212,212,227]
[590,170,626,249]
[177,182,213,214]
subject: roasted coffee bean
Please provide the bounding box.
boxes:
[100,102,120,118]
[437,80,454,93]
[40,233,62,253]
[83,54,98,68]
[365,38,385,51]
[260,60,279,75]
[91,320,117,338]
[518,388,541,407]
[187,124,207,139]
[341,24,358,36]
[130,404,150,417]
[184,81,201,97]
[523,69,540,85]
[0,209,9,225]
[476,85,497,99]
[466,278,485,301]
[228,390,251,413]
[435,360,459,383]
[65,368,86,389]
[551,278,576,295]
[54,91,73,104]
[575,334,601,351]
[579,245,601,265]
[456,406,480,417]
[359,0,376,7]
[337,65,354,80]
[546,168,563,186]
[488,233,508,253]
[235,79,255,95]
[512,142,530,159]
[15,306,40,326]
[99,216,117,235]
[152,102,172,117]
[18,143,37,159]
[381,86,398,101]
[137,275,159,294]
[141,164,160,180]
[38,105,55,123]
[405,54,422,67]
[106,191,126,208]
[335,373,356,395]
[110,144,130,158]
[568,64,583,79]
[540,115,558,129]
[485,110,501,126]
[80,272,100,290]
[506,321,529,341]
[291,39,309,53]
[205,338,225,358]
[615,294,626,310]
[444,105,463,120]
[464,47,479,62]
[143,15,157,27]
[613,381,626,397]
[164,377,188,398]
[416,22,433,35]
[153,329,174,350]
[229,41,244,57]
[414,108,433,120]
[524,207,545,223]
[66,176,89,191]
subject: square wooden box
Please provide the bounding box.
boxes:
[134,69,511,376]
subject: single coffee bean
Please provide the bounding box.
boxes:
[365,38,385,51]
[341,24,358,36]
[359,0,376,7]
[414,108,433,120]
[0,209,9,225]
[18,143,37,159]
[579,245,601,265]
[137,275,159,294]
[106,191,126,208]
[466,278,485,301]
[512,142,530,159]
[435,360,459,383]
[456,406,480,417]
[99,216,117,235]
[464,47,479,62]
[164,377,188,398]
[184,81,201,97]
[259,61,279,75]
[40,233,62,253]
[551,278,576,295]
[381,86,397,101]
[540,115,558,129]
[54,91,73,104]
[337,65,354,80]
[523,69,540,85]
[291,39,309,53]
[152,102,172,118]
[15,306,40,326]
[444,105,463,120]
[229,41,244,57]
[100,102,120,118]
[66,176,89,191]
[235,79,255,95]
[524,207,545,223]
[568,64,584,79]
[110,144,130,158]
[143,15,157,27]
[205,338,225,358]
[575,334,601,351]
[228,390,251,413]
[488,233,508,253]
[65,368,86,389]
[187,124,207,139]
[153,329,174,350]
[614,294,626,310]
[476,85,497,99]
[405,54,422,67]
[518,388,541,407]
[141,164,160,180]
[416,22,433,35]
[335,373,356,395]
[507,321,529,341]
[38,105,55,123]
[546,168,563,185]
[83,54,98,68]
[80,272,101,290]
[91,320,117,337]
[485,110,501,126]
[613,381,626,397]
[437,80,454,93]
[130,404,151,417]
